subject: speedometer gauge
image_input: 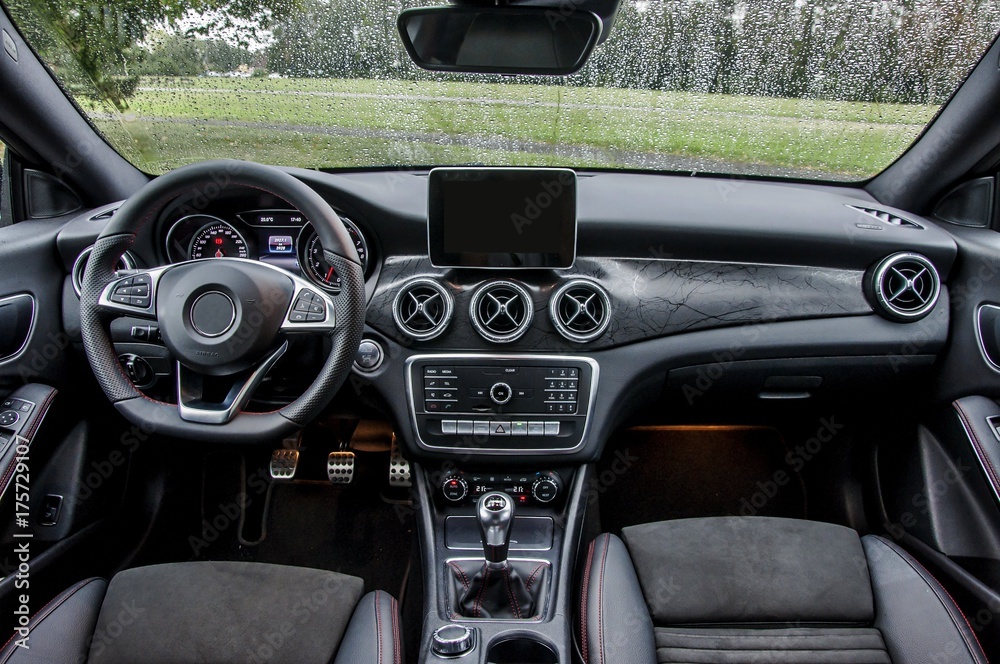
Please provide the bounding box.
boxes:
[190,222,250,260]
[298,218,369,292]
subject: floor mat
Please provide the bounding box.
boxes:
[597,425,806,534]
[196,449,415,600]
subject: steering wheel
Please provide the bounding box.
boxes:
[79,160,366,443]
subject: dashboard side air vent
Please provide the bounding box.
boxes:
[392,278,454,340]
[847,205,922,229]
[470,280,534,343]
[869,253,940,321]
[549,279,612,343]
[72,246,137,297]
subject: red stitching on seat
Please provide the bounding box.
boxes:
[874,536,989,664]
[580,538,597,664]
[374,590,383,664]
[391,596,401,664]
[0,578,103,664]
[597,534,611,664]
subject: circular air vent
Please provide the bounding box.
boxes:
[869,253,940,321]
[550,279,612,343]
[72,246,137,297]
[470,281,534,343]
[392,278,454,340]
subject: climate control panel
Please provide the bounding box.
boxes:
[440,470,562,506]
[406,355,598,453]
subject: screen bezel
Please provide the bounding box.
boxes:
[428,167,578,269]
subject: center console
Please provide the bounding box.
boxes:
[406,355,598,453]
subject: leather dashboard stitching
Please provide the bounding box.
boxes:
[872,536,987,664]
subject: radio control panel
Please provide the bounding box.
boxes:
[406,355,597,453]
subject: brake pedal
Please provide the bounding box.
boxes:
[389,435,411,488]
[270,449,299,480]
[327,451,355,484]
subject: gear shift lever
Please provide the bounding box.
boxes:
[477,492,514,564]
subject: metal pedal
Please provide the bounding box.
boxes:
[270,449,299,480]
[327,451,355,484]
[388,435,412,488]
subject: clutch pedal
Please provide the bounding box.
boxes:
[327,451,356,484]
[269,449,299,480]
[389,435,412,488]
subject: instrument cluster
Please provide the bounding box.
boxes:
[163,209,371,293]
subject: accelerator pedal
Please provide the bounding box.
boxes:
[389,434,412,488]
[327,451,356,484]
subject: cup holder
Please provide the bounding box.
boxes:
[486,637,558,664]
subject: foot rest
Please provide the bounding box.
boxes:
[327,451,355,484]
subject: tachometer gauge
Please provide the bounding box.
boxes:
[190,222,250,260]
[298,218,370,292]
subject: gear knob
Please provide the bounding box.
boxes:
[477,492,514,564]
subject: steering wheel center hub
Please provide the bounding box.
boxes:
[156,259,295,375]
[190,291,236,337]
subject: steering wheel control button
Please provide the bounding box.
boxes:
[289,289,326,323]
[354,339,384,372]
[0,411,19,428]
[489,382,512,405]
[432,625,476,657]
[110,274,152,308]
[442,475,469,502]
[190,291,236,338]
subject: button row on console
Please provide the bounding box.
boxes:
[441,420,560,437]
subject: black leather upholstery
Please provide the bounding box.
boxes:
[0,561,401,664]
[580,517,989,664]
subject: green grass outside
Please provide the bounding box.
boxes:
[85,76,940,179]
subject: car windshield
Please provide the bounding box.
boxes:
[5,0,1000,181]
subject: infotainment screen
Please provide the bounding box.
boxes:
[428,167,577,268]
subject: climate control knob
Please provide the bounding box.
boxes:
[442,475,469,502]
[532,476,559,503]
[489,382,512,405]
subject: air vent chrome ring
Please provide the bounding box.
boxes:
[870,252,940,321]
[72,245,137,297]
[469,280,534,344]
[392,278,454,340]
[549,279,612,343]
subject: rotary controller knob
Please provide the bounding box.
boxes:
[532,475,559,503]
[489,382,512,405]
[442,475,469,502]
[432,624,476,657]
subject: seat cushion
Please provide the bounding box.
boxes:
[583,518,989,664]
[88,561,364,664]
[621,516,873,624]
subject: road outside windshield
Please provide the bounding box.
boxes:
[6,0,1000,180]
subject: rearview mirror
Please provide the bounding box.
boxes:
[397,6,602,76]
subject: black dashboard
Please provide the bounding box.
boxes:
[54,167,959,462]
